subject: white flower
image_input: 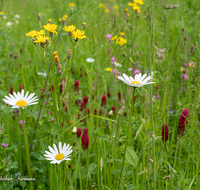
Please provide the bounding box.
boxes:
[112,62,122,67]
[72,127,77,134]
[6,22,13,27]
[15,14,20,19]
[44,142,72,164]
[37,72,47,77]
[86,58,95,63]
[118,73,155,88]
[15,20,19,24]
[3,15,7,19]
[3,89,38,109]
[128,68,133,71]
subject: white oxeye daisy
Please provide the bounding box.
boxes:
[86,58,95,63]
[3,89,38,109]
[118,73,155,88]
[112,62,122,67]
[44,142,72,164]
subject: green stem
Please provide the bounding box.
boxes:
[119,88,136,189]
[22,109,33,190]
[109,118,112,186]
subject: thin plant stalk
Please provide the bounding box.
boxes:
[119,88,135,189]
[22,109,33,190]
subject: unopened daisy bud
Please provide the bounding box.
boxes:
[48,18,52,24]
[82,22,86,30]
[62,18,66,25]
[76,127,82,138]
[108,110,113,117]
[162,123,169,142]
[57,64,62,75]
[37,13,42,20]
[9,86,14,95]
[81,128,89,150]
[101,94,107,107]
[118,106,125,115]
[100,157,103,172]
[72,127,77,134]
[67,49,72,59]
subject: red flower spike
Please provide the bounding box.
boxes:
[77,127,82,138]
[118,91,121,102]
[94,108,97,115]
[101,94,107,107]
[81,128,89,150]
[83,96,88,106]
[162,123,169,142]
[9,86,14,95]
[74,80,79,92]
[111,106,115,113]
[19,84,24,92]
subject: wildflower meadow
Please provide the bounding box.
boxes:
[0,0,199,189]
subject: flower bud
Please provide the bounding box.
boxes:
[108,110,113,117]
[81,128,89,150]
[37,14,42,20]
[72,127,77,134]
[76,127,82,138]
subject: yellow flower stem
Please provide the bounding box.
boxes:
[21,109,33,190]
[119,88,136,189]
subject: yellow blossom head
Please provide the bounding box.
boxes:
[69,3,75,7]
[105,68,112,72]
[34,35,50,47]
[120,32,125,36]
[111,35,118,41]
[104,9,110,13]
[26,30,45,38]
[63,25,76,36]
[0,12,4,16]
[114,5,119,9]
[63,14,68,19]
[72,29,86,42]
[48,18,52,24]
[116,37,127,46]
[98,4,104,8]
[43,23,57,37]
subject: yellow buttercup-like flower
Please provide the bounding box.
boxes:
[132,3,141,12]
[72,29,86,41]
[116,37,127,46]
[98,4,104,8]
[112,35,118,41]
[26,30,45,37]
[35,35,50,43]
[104,9,110,13]
[134,0,144,5]
[114,5,119,9]
[105,68,113,72]
[69,3,75,7]
[120,32,125,36]
[63,25,76,36]
[43,23,57,36]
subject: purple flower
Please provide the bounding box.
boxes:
[106,34,112,42]
[1,143,9,148]
[111,56,116,63]
[113,69,120,76]
[18,120,26,130]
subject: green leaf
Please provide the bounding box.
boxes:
[144,136,162,149]
[125,146,138,168]
[20,180,27,187]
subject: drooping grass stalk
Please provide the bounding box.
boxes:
[119,88,135,189]
[21,109,33,190]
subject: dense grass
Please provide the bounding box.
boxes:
[0,0,200,189]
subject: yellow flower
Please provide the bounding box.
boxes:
[63,25,76,33]
[128,2,135,7]
[114,5,119,9]
[120,32,125,36]
[98,4,104,8]
[35,35,50,43]
[63,14,68,19]
[72,29,86,41]
[104,9,110,13]
[105,68,112,72]
[125,8,128,13]
[0,12,4,16]
[48,18,52,23]
[116,37,127,46]
[134,0,144,5]
[69,3,75,7]
[26,30,45,37]
[132,3,141,12]
[111,35,118,41]
[43,23,57,36]
[59,18,62,22]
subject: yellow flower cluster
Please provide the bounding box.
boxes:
[43,23,57,37]
[112,34,127,46]
[128,0,144,13]
[69,3,75,7]
[98,3,110,13]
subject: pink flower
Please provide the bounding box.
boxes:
[111,57,116,64]
[113,69,120,76]
[162,124,169,142]
[1,143,9,148]
[81,128,89,150]
[177,108,190,136]
[182,74,188,80]
[106,34,112,42]
[18,120,26,130]
[134,69,140,75]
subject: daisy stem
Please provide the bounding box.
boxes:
[21,109,33,190]
[119,88,135,189]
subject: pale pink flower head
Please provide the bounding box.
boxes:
[113,69,120,76]
[106,34,112,42]
[111,57,116,63]
[1,143,9,148]
[182,74,188,80]
[134,69,140,75]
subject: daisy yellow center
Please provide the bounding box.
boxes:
[55,153,64,160]
[16,100,27,107]
[131,81,140,84]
